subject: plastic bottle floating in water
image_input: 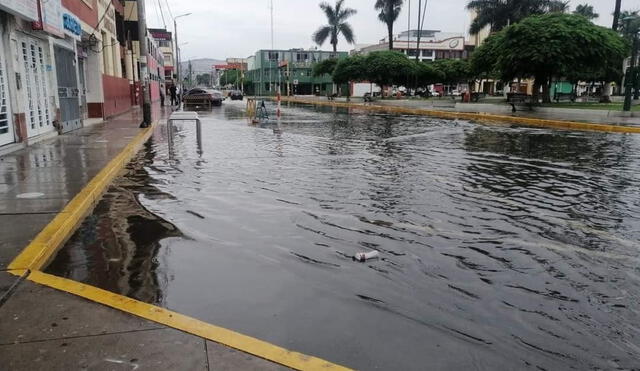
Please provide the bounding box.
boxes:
[353,251,380,262]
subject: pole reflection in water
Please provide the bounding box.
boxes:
[167,117,203,158]
[47,141,182,305]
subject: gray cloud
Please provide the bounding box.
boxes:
[146,0,640,60]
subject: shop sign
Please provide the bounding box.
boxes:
[32,0,64,38]
[0,0,38,21]
[62,8,81,41]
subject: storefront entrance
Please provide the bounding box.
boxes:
[0,38,14,146]
[54,45,81,132]
[20,36,54,138]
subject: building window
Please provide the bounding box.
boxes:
[267,51,279,61]
[406,49,418,57]
[296,53,309,62]
[422,50,433,57]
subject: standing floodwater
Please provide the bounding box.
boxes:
[47,101,640,370]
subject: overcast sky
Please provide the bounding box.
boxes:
[146,0,640,61]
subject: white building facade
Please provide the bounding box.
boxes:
[353,30,469,62]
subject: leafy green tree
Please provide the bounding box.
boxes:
[469,32,504,79]
[573,3,598,20]
[362,51,416,88]
[415,62,445,87]
[471,13,628,103]
[430,59,472,86]
[220,70,242,86]
[467,0,571,35]
[375,0,403,50]
[312,58,339,77]
[332,55,367,84]
[313,0,357,52]
[196,73,211,86]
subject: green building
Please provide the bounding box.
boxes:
[245,49,348,96]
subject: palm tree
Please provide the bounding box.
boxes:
[375,0,403,50]
[616,10,640,34]
[312,0,357,53]
[548,1,569,13]
[573,4,598,20]
[613,0,622,30]
[467,0,570,34]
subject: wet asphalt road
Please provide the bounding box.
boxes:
[47,101,640,370]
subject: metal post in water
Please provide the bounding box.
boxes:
[276,90,281,118]
[196,118,203,156]
[137,0,152,126]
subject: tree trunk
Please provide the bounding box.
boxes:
[613,0,622,31]
[332,42,337,53]
[542,78,551,104]
[388,23,394,50]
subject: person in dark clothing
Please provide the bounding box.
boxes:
[170,85,178,106]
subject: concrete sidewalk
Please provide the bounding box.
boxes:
[0,107,288,370]
[291,95,640,127]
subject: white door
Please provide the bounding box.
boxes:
[0,38,14,146]
[20,36,53,138]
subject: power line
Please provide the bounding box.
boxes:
[164,0,174,22]
[420,0,428,31]
[157,0,167,29]
[151,0,161,27]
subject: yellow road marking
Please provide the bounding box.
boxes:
[27,271,351,371]
[5,269,27,277]
[8,123,156,271]
[6,119,352,370]
[278,97,640,134]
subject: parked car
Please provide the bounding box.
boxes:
[183,88,223,107]
[450,90,462,97]
[229,90,243,100]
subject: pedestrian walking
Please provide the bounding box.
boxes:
[170,85,177,106]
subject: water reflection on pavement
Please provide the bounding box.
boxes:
[47,101,640,370]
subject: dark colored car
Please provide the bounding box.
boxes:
[229,90,243,100]
[183,88,223,107]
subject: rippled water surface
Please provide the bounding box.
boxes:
[47,101,640,370]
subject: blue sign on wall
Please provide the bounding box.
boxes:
[63,13,81,39]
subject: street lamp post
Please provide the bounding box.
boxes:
[623,16,638,112]
[174,13,191,95]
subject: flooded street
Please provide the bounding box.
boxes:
[46,101,640,370]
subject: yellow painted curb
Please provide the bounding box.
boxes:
[27,271,352,371]
[8,123,157,271]
[278,97,640,134]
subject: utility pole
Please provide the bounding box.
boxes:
[624,17,639,111]
[175,20,180,91]
[174,13,191,96]
[137,0,152,126]
[623,34,638,111]
[415,0,421,62]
